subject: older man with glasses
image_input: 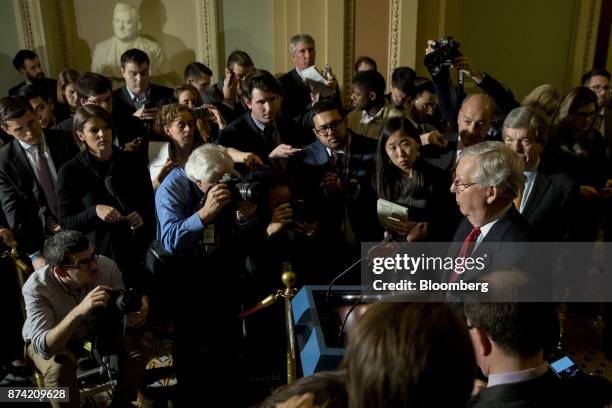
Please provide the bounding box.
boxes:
[21,230,152,408]
[448,141,532,283]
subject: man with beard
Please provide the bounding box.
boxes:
[421,93,495,175]
[8,50,57,105]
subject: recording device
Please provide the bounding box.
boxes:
[93,288,142,354]
[219,173,262,202]
[548,355,581,379]
[194,105,213,119]
[424,36,462,76]
[94,288,142,322]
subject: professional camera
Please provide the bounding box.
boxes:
[92,288,142,354]
[424,36,462,76]
[108,288,142,316]
[220,173,262,202]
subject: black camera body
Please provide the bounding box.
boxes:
[94,288,142,325]
[220,173,262,202]
[424,36,462,76]
[194,105,213,119]
[108,288,142,316]
[92,288,142,354]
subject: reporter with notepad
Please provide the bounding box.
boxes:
[149,103,220,190]
[376,117,458,241]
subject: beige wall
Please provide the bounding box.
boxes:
[219,0,275,72]
[6,0,603,105]
[354,0,390,83]
[0,1,23,95]
[456,0,577,100]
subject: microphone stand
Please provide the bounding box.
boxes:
[239,262,298,384]
[325,235,392,302]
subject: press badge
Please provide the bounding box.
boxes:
[203,224,215,244]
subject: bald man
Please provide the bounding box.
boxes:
[421,93,495,174]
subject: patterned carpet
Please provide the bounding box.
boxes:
[560,303,612,381]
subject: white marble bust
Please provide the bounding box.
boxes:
[91,2,169,79]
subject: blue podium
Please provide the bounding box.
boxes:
[291,285,363,376]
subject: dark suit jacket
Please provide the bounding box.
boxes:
[112,83,174,142]
[0,130,78,254]
[469,370,612,408]
[56,148,155,288]
[432,68,518,131]
[521,170,579,241]
[468,370,575,408]
[219,111,313,176]
[8,78,57,101]
[448,206,532,282]
[421,131,459,174]
[202,79,247,123]
[294,131,380,244]
[279,68,343,128]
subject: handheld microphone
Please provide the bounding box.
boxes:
[325,235,392,302]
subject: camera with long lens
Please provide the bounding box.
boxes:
[424,36,462,76]
[220,173,262,202]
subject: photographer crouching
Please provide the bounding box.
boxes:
[155,143,258,406]
[21,230,153,408]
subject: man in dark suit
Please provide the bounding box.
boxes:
[0,96,77,269]
[278,34,342,129]
[219,69,312,177]
[503,106,579,241]
[448,141,532,283]
[202,50,254,123]
[464,269,609,408]
[582,69,612,160]
[8,50,57,103]
[422,93,495,175]
[57,72,146,153]
[112,48,173,143]
[293,101,379,277]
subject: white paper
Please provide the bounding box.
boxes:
[148,141,170,181]
[301,65,336,98]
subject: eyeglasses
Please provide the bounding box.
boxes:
[415,99,437,110]
[60,251,98,271]
[314,120,343,135]
[453,180,478,192]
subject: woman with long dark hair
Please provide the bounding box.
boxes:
[376,117,457,241]
[56,105,155,289]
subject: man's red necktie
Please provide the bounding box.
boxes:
[450,226,481,282]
